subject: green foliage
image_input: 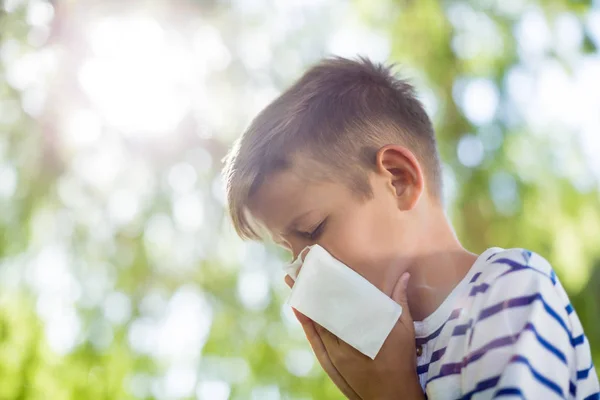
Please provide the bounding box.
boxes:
[0,0,598,399]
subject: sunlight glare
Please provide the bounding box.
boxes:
[80,16,195,136]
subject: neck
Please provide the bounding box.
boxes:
[404,210,478,322]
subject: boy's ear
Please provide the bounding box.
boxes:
[375,144,424,210]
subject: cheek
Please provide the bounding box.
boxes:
[324,199,402,291]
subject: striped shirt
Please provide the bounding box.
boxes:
[414,247,599,399]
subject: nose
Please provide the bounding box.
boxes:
[289,239,308,261]
[291,244,314,264]
[291,247,302,261]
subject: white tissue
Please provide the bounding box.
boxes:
[286,245,402,360]
[284,246,311,281]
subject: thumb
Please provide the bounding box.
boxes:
[392,272,412,320]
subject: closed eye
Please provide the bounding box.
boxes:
[301,218,327,241]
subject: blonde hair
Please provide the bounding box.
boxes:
[223,57,442,240]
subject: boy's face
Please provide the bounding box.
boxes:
[249,148,425,296]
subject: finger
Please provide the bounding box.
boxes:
[292,308,311,325]
[293,310,346,350]
[391,272,413,322]
[298,317,360,399]
[293,311,350,366]
[285,275,294,289]
[313,321,341,348]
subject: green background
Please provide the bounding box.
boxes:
[0,0,599,398]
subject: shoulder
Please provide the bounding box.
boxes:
[459,250,596,399]
[473,247,559,293]
[467,248,572,336]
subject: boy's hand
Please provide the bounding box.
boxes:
[285,273,424,400]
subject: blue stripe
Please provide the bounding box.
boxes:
[570,381,577,397]
[476,292,582,347]
[584,392,600,400]
[417,347,447,375]
[430,346,447,362]
[467,322,566,365]
[469,283,490,296]
[470,272,482,283]
[425,362,461,384]
[416,324,445,347]
[493,258,552,281]
[452,320,472,336]
[566,304,574,314]
[426,361,463,384]
[415,308,461,346]
[577,362,596,380]
[486,252,499,261]
[466,334,519,365]
[466,254,558,307]
[521,323,567,363]
[521,250,532,264]
[459,356,571,400]
[464,257,556,302]
[468,322,475,346]
[461,376,500,399]
[493,387,525,399]
[572,334,585,346]
[478,294,537,321]
[429,322,569,384]
[507,355,564,396]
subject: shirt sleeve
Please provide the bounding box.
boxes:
[459,251,598,400]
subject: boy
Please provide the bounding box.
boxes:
[222,57,600,399]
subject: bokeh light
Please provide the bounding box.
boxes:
[80,16,197,136]
[0,0,599,399]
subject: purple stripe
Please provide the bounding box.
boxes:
[478,294,537,321]
[452,320,472,336]
[476,292,581,347]
[468,323,475,346]
[494,387,525,398]
[425,362,463,384]
[417,347,447,375]
[449,308,461,320]
[427,322,569,385]
[438,361,462,376]
[493,258,551,281]
[467,256,556,302]
[416,324,444,347]
[415,308,462,346]
[431,346,447,362]
[467,322,567,365]
[470,272,482,283]
[461,355,565,399]
[466,334,519,365]
[417,363,429,375]
[493,258,527,269]
[469,283,490,296]
[462,376,501,400]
